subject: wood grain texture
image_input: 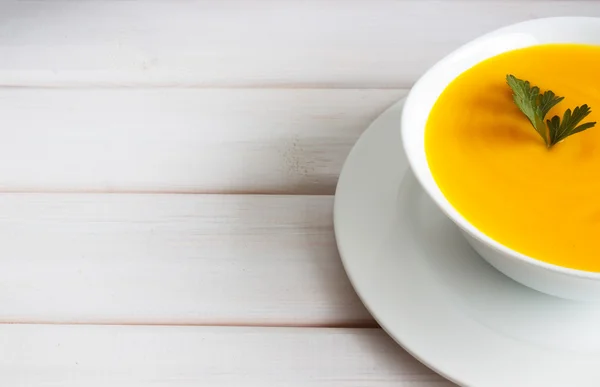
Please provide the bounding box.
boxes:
[0,325,455,386]
[1,0,599,88]
[0,88,403,194]
[0,193,373,326]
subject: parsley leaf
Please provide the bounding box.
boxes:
[506,74,595,148]
[547,104,595,145]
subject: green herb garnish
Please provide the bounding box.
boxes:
[506,74,596,148]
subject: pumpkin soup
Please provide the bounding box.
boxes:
[425,43,600,272]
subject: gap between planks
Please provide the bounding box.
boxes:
[0,320,379,329]
[0,84,410,90]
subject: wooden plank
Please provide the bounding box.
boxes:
[0,88,403,194]
[0,193,373,326]
[0,325,454,386]
[0,1,599,88]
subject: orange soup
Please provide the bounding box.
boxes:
[425,43,600,272]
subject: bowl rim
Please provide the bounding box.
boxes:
[401,16,600,280]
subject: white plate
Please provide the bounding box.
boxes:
[334,99,600,387]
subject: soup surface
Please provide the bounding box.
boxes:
[425,43,600,272]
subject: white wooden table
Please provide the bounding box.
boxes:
[1,1,599,385]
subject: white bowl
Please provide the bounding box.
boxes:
[401,16,600,302]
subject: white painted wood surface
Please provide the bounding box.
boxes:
[0,89,403,194]
[0,194,373,326]
[0,325,454,386]
[1,1,600,88]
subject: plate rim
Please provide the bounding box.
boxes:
[332,98,461,385]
